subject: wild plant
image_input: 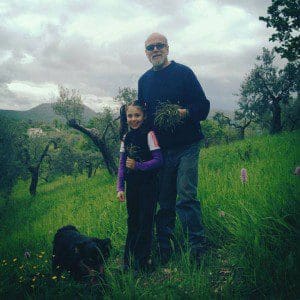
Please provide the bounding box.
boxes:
[154,102,183,133]
[125,144,141,161]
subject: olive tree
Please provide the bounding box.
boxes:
[52,86,118,175]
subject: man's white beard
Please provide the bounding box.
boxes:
[152,57,165,69]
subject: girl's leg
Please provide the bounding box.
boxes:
[135,178,158,270]
[124,180,140,268]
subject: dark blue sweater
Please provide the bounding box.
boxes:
[138,61,210,149]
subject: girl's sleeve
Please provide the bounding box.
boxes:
[117,141,126,192]
[134,131,163,171]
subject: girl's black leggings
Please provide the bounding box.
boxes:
[124,176,158,269]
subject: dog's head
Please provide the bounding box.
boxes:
[75,238,111,282]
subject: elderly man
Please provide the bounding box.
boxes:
[138,32,210,264]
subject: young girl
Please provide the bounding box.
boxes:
[117,101,163,272]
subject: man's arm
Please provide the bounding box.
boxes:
[184,69,210,122]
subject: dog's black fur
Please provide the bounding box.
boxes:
[52,225,111,282]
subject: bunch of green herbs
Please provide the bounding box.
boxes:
[126,144,141,161]
[154,102,183,133]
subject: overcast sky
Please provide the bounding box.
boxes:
[0,0,276,112]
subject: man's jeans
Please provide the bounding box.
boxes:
[156,141,205,253]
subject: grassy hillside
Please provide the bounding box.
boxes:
[0,131,299,299]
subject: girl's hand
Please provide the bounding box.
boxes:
[117,191,125,202]
[126,158,136,169]
[178,108,188,118]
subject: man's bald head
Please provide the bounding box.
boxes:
[145,33,168,46]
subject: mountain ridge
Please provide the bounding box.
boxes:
[0,103,97,123]
[0,103,233,123]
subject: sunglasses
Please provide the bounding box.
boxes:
[145,43,166,51]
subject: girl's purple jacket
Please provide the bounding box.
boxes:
[117,149,163,192]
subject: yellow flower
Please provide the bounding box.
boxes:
[33,266,37,269]
[32,277,36,282]
[19,265,24,269]
[13,258,17,262]
[41,251,45,255]
[38,255,43,258]
[61,275,65,279]
[52,276,57,280]
[2,260,6,263]
[45,260,48,263]
[19,276,23,279]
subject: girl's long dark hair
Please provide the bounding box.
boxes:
[119,104,128,140]
[119,100,147,140]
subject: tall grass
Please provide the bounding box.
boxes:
[0,131,299,299]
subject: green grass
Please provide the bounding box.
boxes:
[0,131,299,299]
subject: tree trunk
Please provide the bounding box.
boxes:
[95,138,118,175]
[93,168,97,176]
[270,98,282,134]
[68,120,118,175]
[87,163,93,178]
[29,166,38,196]
[239,127,245,140]
[204,138,210,148]
[225,135,230,144]
[26,141,54,196]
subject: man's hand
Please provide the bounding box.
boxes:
[126,158,136,170]
[178,108,188,119]
[117,191,125,202]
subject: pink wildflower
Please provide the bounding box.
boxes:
[24,251,31,259]
[294,166,300,175]
[240,168,248,183]
[219,211,225,217]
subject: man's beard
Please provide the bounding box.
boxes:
[152,56,166,70]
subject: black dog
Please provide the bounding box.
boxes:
[52,225,111,283]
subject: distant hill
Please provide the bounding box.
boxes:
[0,103,97,123]
[0,103,234,123]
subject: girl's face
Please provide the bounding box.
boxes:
[126,105,144,129]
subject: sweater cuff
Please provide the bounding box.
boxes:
[188,100,210,122]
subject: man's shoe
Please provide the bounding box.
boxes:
[191,245,210,266]
[139,259,156,274]
[122,264,130,272]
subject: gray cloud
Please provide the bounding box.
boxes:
[211,0,272,16]
[0,83,38,110]
[0,0,276,112]
[133,0,192,15]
